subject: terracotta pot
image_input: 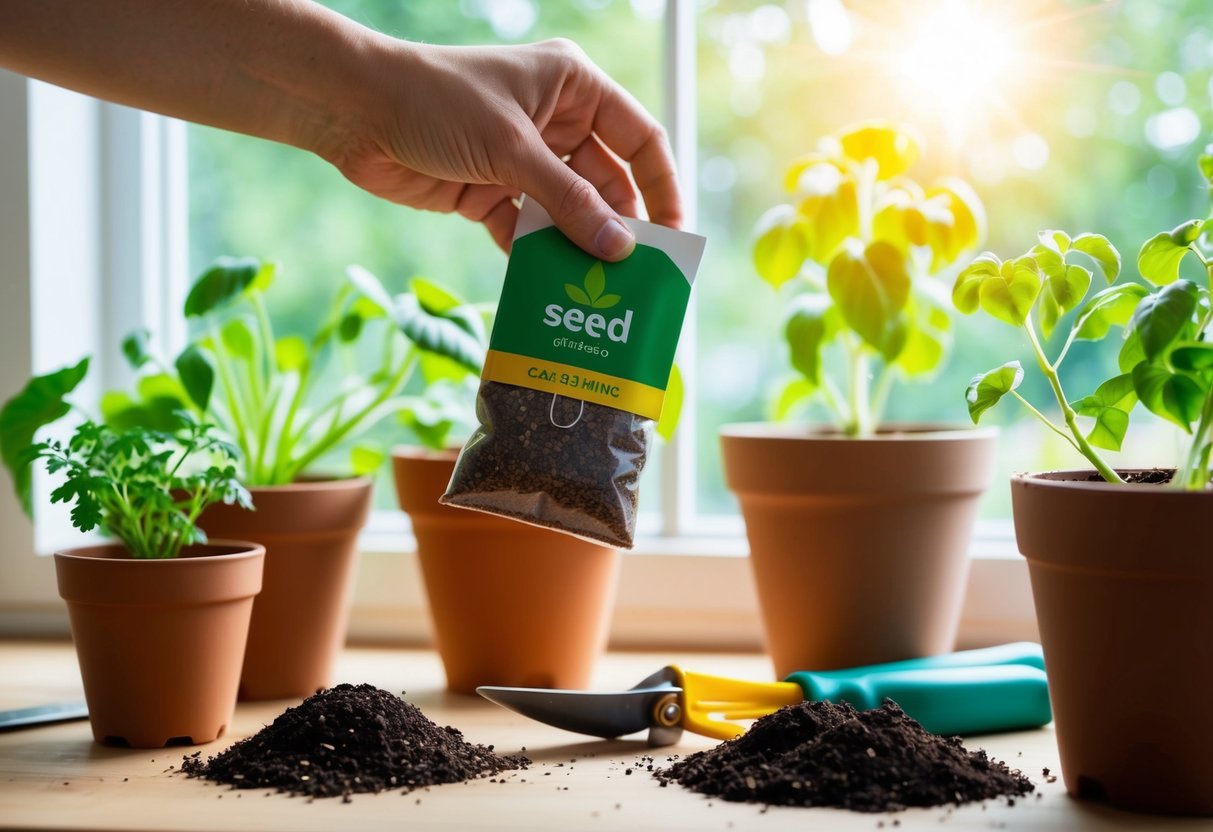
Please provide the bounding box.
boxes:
[720,423,997,677]
[392,447,620,694]
[54,541,264,747]
[1013,470,1213,816]
[197,478,372,700]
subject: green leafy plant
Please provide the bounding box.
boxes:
[955,149,1213,489]
[752,122,986,436]
[106,258,487,485]
[0,357,249,558]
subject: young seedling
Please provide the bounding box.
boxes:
[0,359,249,558]
[955,151,1213,490]
[752,123,985,436]
[106,258,488,484]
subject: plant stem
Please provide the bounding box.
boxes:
[1024,314,1123,483]
[208,322,254,467]
[844,339,872,437]
[870,365,895,427]
[1009,391,1082,452]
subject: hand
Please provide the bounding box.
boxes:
[326,38,683,259]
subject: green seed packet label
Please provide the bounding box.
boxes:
[484,199,705,420]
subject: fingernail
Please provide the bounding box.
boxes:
[595,219,635,259]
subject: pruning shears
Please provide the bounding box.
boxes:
[478,642,1051,747]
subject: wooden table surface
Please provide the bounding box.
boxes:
[2,641,1210,832]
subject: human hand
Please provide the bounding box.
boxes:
[325,38,683,260]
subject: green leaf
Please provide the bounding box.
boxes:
[392,294,485,372]
[1119,329,1146,373]
[275,336,309,372]
[1131,280,1200,360]
[592,293,621,310]
[220,317,255,360]
[1138,228,1196,285]
[1171,341,1213,374]
[583,262,606,304]
[895,322,946,376]
[952,252,1001,315]
[1038,290,1061,341]
[1070,233,1121,283]
[345,265,396,315]
[1048,265,1092,315]
[784,294,837,384]
[564,284,591,305]
[412,276,466,315]
[121,330,152,369]
[1037,229,1070,254]
[1169,218,1205,246]
[978,256,1041,327]
[656,364,683,443]
[337,312,363,343]
[0,357,90,515]
[1200,150,1213,184]
[184,257,261,317]
[1072,373,1137,451]
[965,361,1023,423]
[826,240,911,355]
[175,345,215,411]
[1029,244,1065,281]
[350,444,386,476]
[771,377,817,421]
[419,350,476,385]
[249,261,277,294]
[1132,362,1205,431]
[753,205,811,288]
[101,388,188,432]
[1073,283,1148,341]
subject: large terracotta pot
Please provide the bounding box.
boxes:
[1013,470,1213,816]
[392,447,620,694]
[197,478,372,700]
[54,541,264,747]
[720,423,997,677]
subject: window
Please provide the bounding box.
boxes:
[2,0,1207,645]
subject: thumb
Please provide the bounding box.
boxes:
[518,148,636,261]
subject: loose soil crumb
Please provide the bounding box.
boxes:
[181,683,527,800]
[655,700,1033,812]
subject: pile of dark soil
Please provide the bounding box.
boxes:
[181,683,527,800]
[656,699,1033,812]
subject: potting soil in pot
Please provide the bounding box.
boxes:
[181,683,527,799]
[656,699,1033,812]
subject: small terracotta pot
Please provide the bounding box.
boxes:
[54,541,264,748]
[392,447,620,694]
[721,423,996,677]
[1013,470,1213,816]
[197,478,372,700]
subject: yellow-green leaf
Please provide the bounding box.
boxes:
[1138,229,1195,285]
[656,364,683,443]
[753,205,811,288]
[952,252,1001,315]
[837,123,920,180]
[966,361,1023,423]
[827,240,911,353]
[978,257,1041,326]
[1037,229,1071,253]
[1070,233,1121,283]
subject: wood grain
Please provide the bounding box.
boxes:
[0,641,1203,831]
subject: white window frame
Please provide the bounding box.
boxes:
[0,2,1037,648]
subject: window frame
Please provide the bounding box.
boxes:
[0,3,1037,647]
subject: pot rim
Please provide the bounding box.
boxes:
[719,421,997,442]
[390,444,460,462]
[54,539,267,562]
[1012,469,1209,495]
[240,476,373,494]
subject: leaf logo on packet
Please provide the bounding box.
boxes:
[440,197,706,548]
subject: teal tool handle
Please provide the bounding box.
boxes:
[784,643,1051,736]
[805,642,1045,677]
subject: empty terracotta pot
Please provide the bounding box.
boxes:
[197,478,372,700]
[54,541,264,747]
[392,446,620,694]
[1013,470,1213,816]
[721,423,996,677]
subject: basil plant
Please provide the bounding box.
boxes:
[753,123,985,437]
[106,258,487,485]
[955,150,1213,490]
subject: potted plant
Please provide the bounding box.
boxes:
[384,279,676,694]
[107,257,483,700]
[0,364,262,747]
[954,154,1213,815]
[720,122,996,677]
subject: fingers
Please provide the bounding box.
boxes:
[568,134,640,220]
[513,134,636,261]
[591,81,683,230]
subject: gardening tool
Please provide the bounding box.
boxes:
[0,701,89,731]
[478,642,1051,747]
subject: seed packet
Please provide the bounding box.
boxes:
[440,198,706,548]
